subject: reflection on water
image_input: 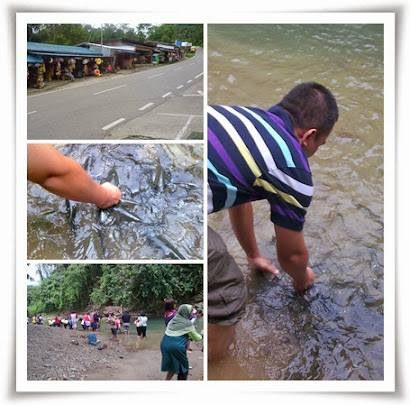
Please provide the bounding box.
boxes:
[27,144,203,260]
[98,317,166,352]
[208,24,384,380]
[97,316,204,353]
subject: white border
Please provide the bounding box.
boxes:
[16,11,395,394]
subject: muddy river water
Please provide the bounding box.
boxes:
[27,143,204,260]
[208,24,384,380]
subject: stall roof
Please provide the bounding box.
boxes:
[27,54,43,63]
[27,42,103,57]
[101,39,153,53]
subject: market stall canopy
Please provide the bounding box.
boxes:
[156,43,175,51]
[27,42,103,58]
[27,54,43,63]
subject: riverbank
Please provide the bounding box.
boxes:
[27,323,203,381]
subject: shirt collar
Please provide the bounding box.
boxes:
[267,105,296,138]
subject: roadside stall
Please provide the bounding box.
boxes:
[27,54,45,88]
[27,42,104,87]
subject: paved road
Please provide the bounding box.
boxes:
[27,48,204,140]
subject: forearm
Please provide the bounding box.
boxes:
[188,330,203,342]
[277,251,309,281]
[40,161,109,207]
[274,224,314,289]
[228,203,279,275]
[28,144,120,208]
[228,203,260,259]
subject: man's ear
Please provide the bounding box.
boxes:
[300,128,317,147]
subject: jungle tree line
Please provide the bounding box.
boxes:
[27,24,203,47]
[27,263,203,315]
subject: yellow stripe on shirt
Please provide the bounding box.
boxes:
[253,178,307,209]
[209,105,307,210]
[208,106,262,178]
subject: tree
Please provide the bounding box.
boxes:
[27,264,203,315]
[27,23,203,46]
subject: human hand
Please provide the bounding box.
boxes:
[247,254,280,276]
[291,266,316,291]
[97,182,122,209]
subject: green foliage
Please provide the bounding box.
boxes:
[27,24,89,45]
[27,264,203,315]
[27,24,203,46]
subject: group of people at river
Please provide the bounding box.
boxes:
[29,300,203,381]
[107,310,148,343]
[29,309,149,338]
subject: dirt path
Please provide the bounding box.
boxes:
[27,323,203,381]
[85,347,204,381]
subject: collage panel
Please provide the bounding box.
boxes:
[27,23,203,141]
[26,263,204,381]
[207,23,385,381]
[27,143,203,260]
[22,19,206,387]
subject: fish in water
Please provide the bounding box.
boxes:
[145,232,187,260]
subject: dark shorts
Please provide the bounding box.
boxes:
[208,226,247,326]
[137,326,147,337]
[111,328,118,336]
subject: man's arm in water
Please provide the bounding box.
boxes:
[228,202,280,276]
[274,224,315,291]
[27,144,121,209]
[228,202,315,290]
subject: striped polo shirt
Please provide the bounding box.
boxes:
[208,104,313,232]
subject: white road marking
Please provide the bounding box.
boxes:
[187,80,192,83]
[195,72,204,78]
[183,94,202,97]
[174,67,183,71]
[27,111,37,115]
[176,116,195,140]
[176,85,184,89]
[93,84,127,96]
[139,102,154,111]
[102,118,125,131]
[148,73,164,79]
[197,90,204,96]
[162,92,172,98]
[158,113,203,117]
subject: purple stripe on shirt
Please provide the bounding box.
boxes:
[208,127,253,191]
[269,201,304,222]
[264,110,310,172]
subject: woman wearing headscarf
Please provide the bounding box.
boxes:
[160,304,203,380]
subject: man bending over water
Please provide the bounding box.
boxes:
[207,82,339,360]
[27,144,121,208]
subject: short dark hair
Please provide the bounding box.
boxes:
[164,298,176,311]
[278,82,339,135]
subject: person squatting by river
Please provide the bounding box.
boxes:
[160,304,203,380]
[27,144,121,209]
[207,82,339,360]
